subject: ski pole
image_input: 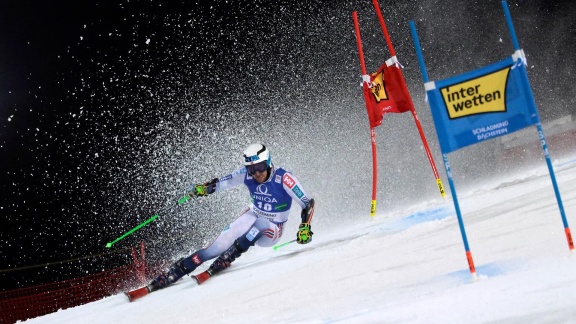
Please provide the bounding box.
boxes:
[177,195,191,205]
[105,214,159,248]
[273,239,297,250]
[105,194,192,248]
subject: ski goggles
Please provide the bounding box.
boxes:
[246,161,268,175]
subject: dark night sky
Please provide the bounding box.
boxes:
[0,1,229,288]
[1,0,575,291]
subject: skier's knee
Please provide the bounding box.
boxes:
[236,218,269,250]
[252,217,270,231]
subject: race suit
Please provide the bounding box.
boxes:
[187,165,311,268]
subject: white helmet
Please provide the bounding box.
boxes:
[243,143,271,166]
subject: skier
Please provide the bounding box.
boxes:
[127,143,315,301]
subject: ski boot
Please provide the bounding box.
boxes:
[126,257,196,302]
[148,257,197,292]
[193,240,247,284]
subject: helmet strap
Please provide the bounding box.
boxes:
[263,166,272,182]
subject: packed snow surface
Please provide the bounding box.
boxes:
[25,157,576,323]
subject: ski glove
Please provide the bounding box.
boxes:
[188,178,218,197]
[192,184,209,197]
[297,223,313,244]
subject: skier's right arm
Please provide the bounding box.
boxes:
[190,178,219,197]
[188,168,246,197]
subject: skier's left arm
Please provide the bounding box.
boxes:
[282,172,315,244]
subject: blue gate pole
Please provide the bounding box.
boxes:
[501,0,574,251]
[410,21,477,278]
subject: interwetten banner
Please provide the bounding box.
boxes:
[425,51,538,154]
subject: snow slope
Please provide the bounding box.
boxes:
[24,157,576,323]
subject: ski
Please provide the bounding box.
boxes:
[125,271,213,302]
[125,286,150,302]
[192,270,212,285]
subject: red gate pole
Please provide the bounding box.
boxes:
[371,0,446,198]
[353,11,379,217]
